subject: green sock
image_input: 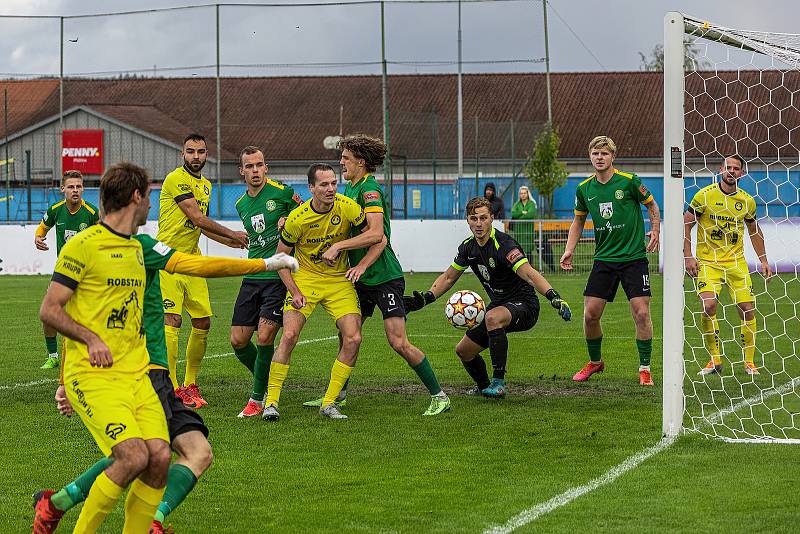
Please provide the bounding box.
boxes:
[155,464,197,522]
[251,344,274,400]
[234,342,257,374]
[51,457,114,511]
[412,356,443,396]
[637,338,652,367]
[587,336,603,363]
[45,336,58,355]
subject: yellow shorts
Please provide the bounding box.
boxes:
[284,274,360,321]
[160,271,212,318]
[65,372,169,456]
[696,261,754,304]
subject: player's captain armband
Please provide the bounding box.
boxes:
[363,191,381,203]
[506,248,524,264]
[153,241,172,256]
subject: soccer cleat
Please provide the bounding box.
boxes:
[302,395,346,408]
[319,404,348,419]
[573,360,605,382]
[262,403,280,421]
[32,490,64,534]
[175,386,198,408]
[150,520,175,534]
[481,378,507,398]
[40,356,59,370]
[423,394,451,416]
[238,400,264,418]
[698,361,723,375]
[639,368,654,386]
[465,385,483,397]
[186,383,208,407]
[744,362,760,375]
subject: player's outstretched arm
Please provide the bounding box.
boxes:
[40,282,112,367]
[683,210,699,277]
[164,251,298,278]
[645,199,661,252]
[515,262,571,321]
[201,228,244,248]
[404,266,463,312]
[176,197,249,248]
[346,235,387,282]
[560,214,587,270]
[34,222,51,251]
[746,219,773,280]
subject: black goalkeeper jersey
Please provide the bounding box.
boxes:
[452,228,537,306]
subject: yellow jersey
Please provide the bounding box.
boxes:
[280,194,366,278]
[688,183,757,264]
[53,223,148,380]
[157,165,212,254]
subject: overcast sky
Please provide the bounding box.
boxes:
[0,0,797,77]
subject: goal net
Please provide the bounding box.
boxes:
[663,13,800,443]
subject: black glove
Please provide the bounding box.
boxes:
[403,290,436,313]
[545,289,572,322]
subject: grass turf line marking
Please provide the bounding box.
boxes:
[0,378,59,391]
[485,377,799,533]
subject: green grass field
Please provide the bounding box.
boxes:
[1,273,798,532]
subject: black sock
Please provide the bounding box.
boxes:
[488,328,508,380]
[462,355,490,389]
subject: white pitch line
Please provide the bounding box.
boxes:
[484,376,800,533]
[2,335,341,391]
[483,435,677,534]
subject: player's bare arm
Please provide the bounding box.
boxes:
[321,211,383,265]
[404,266,463,312]
[176,196,249,248]
[275,240,305,308]
[683,210,699,277]
[746,219,773,280]
[645,199,661,252]
[39,282,113,368]
[514,262,572,321]
[201,228,244,248]
[560,213,588,270]
[346,235,387,283]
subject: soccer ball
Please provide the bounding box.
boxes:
[444,290,486,329]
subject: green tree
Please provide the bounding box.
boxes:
[639,38,711,71]
[522,124,568,218]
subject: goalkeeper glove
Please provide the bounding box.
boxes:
[403,290,436,312]
[545,289,571,321]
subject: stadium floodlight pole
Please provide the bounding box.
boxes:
[543,0,552,124]
[59,16,64,180]
[380,1,392,213]
[662,11,686,438]
[215,3,222,217]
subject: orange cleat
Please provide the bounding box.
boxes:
[744,362,760,375]
[32,490,64,534]
[175,386,198,408]
[186,383,208,407]
[698,361,722,375]
[572,360,605,382]
[237,400,264,418]
[639,368,654,386]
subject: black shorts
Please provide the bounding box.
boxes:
[149,369,209,441]
[584,259,651,302]
[231,279,286,327]
[465,299,540,348]
[355,278,406,320]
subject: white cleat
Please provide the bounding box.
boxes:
[262,403,280,421]
[319,404,348,420]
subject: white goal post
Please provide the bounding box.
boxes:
[663,12,800,443]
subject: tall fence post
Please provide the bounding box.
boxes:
[432,110,438,220]
[26,150,32,222]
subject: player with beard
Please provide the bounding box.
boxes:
[157,133,249,408]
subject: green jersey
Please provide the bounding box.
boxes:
[344,174,403,286]
[134,233,177,369]
[574,169,653,263]
[41,199,99,254]
[235,179,300,280]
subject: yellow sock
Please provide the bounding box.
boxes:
[73,471,123,532]
[164,325,180,389]
[265,361,289,406]
[184,327,208,386]
[323,359,353,406]
[122,478,165,534]
[701,314,721,365]
[741,318,757,365]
